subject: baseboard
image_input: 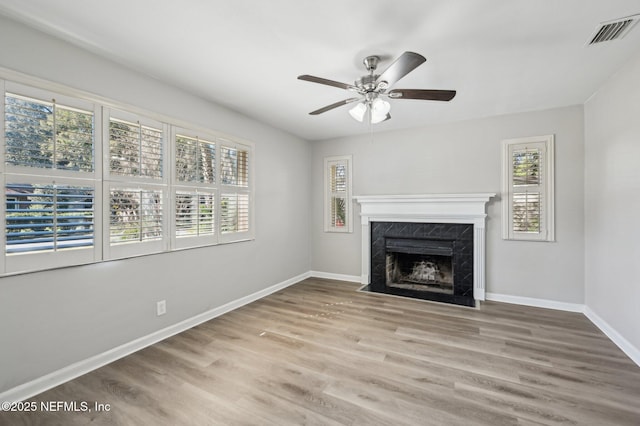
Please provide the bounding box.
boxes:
[309,271,361,283]
[0,271,311,404]
[485,292,585,313]
[486,292,640,367]
[584,306,640,367]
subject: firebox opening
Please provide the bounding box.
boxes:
[386,252,454,294]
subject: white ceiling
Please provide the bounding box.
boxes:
[1,0,639,141]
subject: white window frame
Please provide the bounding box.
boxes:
[171,126,218,250]
[218,138,253,244]
[1,81,102,274]
[502,135,555,242]
[324,155,353,233]
[103,108,169,259]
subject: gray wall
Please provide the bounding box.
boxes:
[311,106,585,303]
[0,16,311,392]
[585,52,640,352]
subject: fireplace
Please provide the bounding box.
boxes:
[354,193,495,307]
[371,222,475,306]
[386,237,454,294]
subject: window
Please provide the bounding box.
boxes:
[175,191,215,237]
[502,135,554,241]
[1,77,254,275]
[2,83,99,274]
[6,183,94,254]
[324,155,352,233]
[175,134,215,184]
[172,129,219,249]
[104,109,167,259]
[218,141,251,243]
[220,193,249,233]
[109,117,163,179]
[5,93,94,171]
[109,188,163,244]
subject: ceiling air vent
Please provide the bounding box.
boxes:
[588,14,640,44]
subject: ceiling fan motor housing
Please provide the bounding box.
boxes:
[356,74,379,92]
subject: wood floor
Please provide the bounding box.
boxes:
[3,278,640,425]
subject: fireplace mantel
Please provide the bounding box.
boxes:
[354,193,495,301]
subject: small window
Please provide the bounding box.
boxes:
[175,191,215,237]
[502,135,555,241]
[218,141,251,242]
[5,183,94,254]
[324,155,352,233]
[109,188,163,245]
[220,193,249,234]
[5,93,94,172]
[175,134,215,184]
[109,117,163,179]
[220,144,249,187]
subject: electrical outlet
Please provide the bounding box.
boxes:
[156,300,166,316]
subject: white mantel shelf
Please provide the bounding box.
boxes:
[354,193,496,301]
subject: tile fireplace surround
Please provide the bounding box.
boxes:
[354,193,495,304]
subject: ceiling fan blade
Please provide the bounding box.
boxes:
[298,75,358,91]
[388,89,456,101]
[309,98,361,115]
[376,52,426,87]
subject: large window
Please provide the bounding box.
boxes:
[1,78,253,275]
[324,155,352,233]
[502,135,555,241]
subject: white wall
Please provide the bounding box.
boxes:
[0,16,311,393]
[311,106,585,303]
[584,51,640,354]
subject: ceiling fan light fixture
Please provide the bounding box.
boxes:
[370,98,391,124]
[349,102,367,122]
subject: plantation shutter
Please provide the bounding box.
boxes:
[324,156,351,232]
[220,145,249,187]
[218,142,250,241]
[5,183,94,254]
[175,134,215,184]
[175,191,215,237]
[109,118,163,178]
[220,193,249,234]
[109,189,163,244]
[503,135,554,242]
[511,144,544,234]
[5,93,94,171]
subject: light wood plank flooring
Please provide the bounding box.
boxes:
[2,278,640,425]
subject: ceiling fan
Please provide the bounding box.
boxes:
[298,51,456,124]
